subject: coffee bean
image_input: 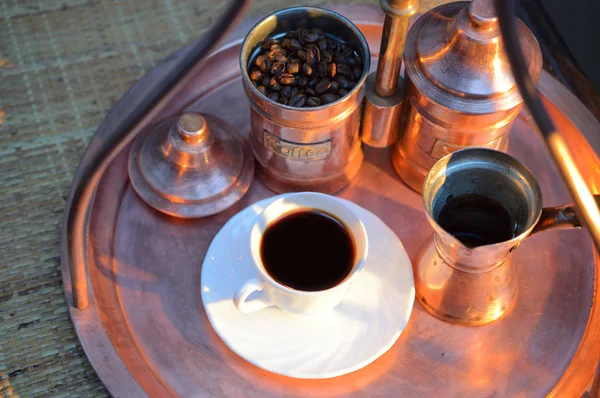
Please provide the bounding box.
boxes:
[346,56,357,67]
[280,86,292,97]
[315,78,331,94]
[269,49,287,62]
[281,38,291,49]
[329,80,339,92]
[321,50,333,63]
[328,63,337,78]
[261,38,276,50]
[306,47,320,65]
[296,75,309,87]
[290,39,302,50]
[347,80,357,89]
[279,73,295,85]
[305,87,316,97]
[278,96,289,105]
[307,97,321,107]
[287,59,301,74]
[269,77,282,91]
[320,93,337,104]
[249,69,262,81]
[261,76,271,87]
[337,63,352,77]
[341,46,353,57]
[337,88,349,96]
[353,66,362,80]
[317,61,328,78]
[302,63,313,76]
[258,85,268,96]
[255,55,268,70]
[289,93,306,107]
[318,38,328,52]
[303,31,322,43]
[308,77,319,88]
[268,92,280,102]
[271,61,286,75]
[297,49,307,62]
[335,75,349,89]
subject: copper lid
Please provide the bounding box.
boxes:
[404,0,542,113]
[128,113,254,218]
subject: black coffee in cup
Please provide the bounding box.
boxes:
[260,210,355,291]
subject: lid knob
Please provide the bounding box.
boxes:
[128,112,255,218]
[468,0,497,28]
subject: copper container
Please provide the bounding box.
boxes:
[391,0,542,192]
[240,7,370,194]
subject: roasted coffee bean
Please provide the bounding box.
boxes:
[353,66,362,80]
[321,50,333,63]
[285,31,295,38]
[317,38,328,52]
[320,93,337,104]
[249,68,262,81]
[337,88,348,96]
[281,38,291,49]
[308,77,319,88]
[341,45,354,57]
[307,96,321,107]
[290,38,303,50]
[289,93,306,107]
[279,73,295,85]
[271,61,286,75]
[280,85,292,98]
[261,38,276,50]
[346,56,357,67]
[291,86,300,97]
[269,49,287,62]
[303,31,322,43]
[302,63,313,76]
[255,55,268,70]
[327,38,339,52]
[347,80,357,89]
[287,59,301,74]
[261,76,271,87]
[337,63,352,77]
[328,62,337,78]
[268,92,280,102]
[297,49,307,62]
[252,80,259,88]
[306,47,320,65]
[305,87,316,97]
[270,44,283,51]
[296,75,309,87]
[270,77,282,91]
[335,75,349,89]
[294,28,306,39]
[329,80,339,92]
[315,78,332,94]
[317,61,328,78]
[258,85,268,96]
[278,96,289,105]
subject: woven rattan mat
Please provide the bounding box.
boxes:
[0,0,441,396]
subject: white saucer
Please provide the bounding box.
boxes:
[201,195,415,379]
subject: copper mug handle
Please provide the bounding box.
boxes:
[532,195,600,235]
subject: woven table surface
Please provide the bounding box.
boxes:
[0,0,442,396]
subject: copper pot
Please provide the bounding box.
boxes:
[240,7,370,194]
[391,0,542,193]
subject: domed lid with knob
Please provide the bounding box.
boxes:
[128,112,254,218]
[404,0,542,114]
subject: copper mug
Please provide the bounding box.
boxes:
[240,6,370,194]
[415,148,594,326]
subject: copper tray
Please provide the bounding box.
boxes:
[61,5,600,397]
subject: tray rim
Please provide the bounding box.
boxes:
[60,5,600,397]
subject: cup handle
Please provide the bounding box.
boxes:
[233,278,272,313]
[532,195,600,235]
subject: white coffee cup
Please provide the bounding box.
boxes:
[233,192,368,315]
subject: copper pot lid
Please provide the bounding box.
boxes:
[128,112,254,218]
[404,0,542,113]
